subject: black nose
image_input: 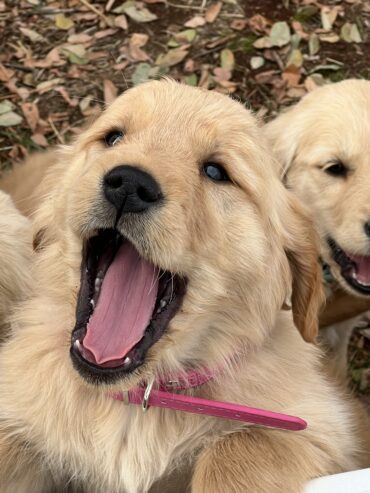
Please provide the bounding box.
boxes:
[365,222,370,239]
[103,165,163,214]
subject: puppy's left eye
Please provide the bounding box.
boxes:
[203,163,230,182]
[104,130,124,147]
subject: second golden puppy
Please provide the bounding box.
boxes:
[265,80,370,370]
[0,80,369,493]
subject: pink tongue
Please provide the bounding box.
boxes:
[347,253,370,285]
[83,242,158,364]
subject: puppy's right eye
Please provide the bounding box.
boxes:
[203,163,230,182]
[323,161,348,177]
[104,131,124,147]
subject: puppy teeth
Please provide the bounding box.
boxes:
[123,357,131,368]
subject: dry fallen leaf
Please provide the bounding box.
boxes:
[0,63,14,82]
[230,19,248,31]
[36,78,64,94]
[308,33,320,55]
[104,80,118,105]
[320,6,341,31]
[269,22,291,47]
[19,27,45,43]
[68,33,92,44]
[55,14,74,30]
[155,48,188,67]
[129,33,150,61]
[184,16,206,28]
[220,49,235,72]
[31,133,48,147]
[114,1,158,22]
[21,102,39,132]
[0,110,23,127]
[248,14,271,33]
[115,15,128,30]
[205,2,222,23]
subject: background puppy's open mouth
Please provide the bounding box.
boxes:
[70,229,187,383]
[328,238,370,295]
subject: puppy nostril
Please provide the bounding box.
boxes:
[365,222,370,238]
[137,186,161,203]
[105,175,123,189]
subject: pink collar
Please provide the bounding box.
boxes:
[112,368,307,432]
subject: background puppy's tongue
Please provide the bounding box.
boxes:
[83,242,158,364]
[347,253,370,285]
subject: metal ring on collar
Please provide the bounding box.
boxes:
[142,377,155,412]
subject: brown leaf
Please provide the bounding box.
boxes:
[155,48,188,67]
[205,2,222,23]
[5,80,30,100]
[213,67,231,83]
[129,33,150,61]
[230,19,248,31]
[113,61,129,71]
[68,33,92,44]
[25,47,64,68]
[184,16,206,28]
[282,66,301,87]
[31,133,48,147]
[115,15,128,30]
[36,78,64,94]
[21,102,39,131]
[104,80,118,105]
[94,29,118,39]
[0,63,14,82]
[55,87,78,107]
[248,14,271,33]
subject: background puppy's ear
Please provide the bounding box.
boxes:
[283,195,324,342]
[264,110,299,180]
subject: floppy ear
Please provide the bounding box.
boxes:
[283,194,324,342]
[264,110,299,181]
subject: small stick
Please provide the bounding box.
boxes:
[79,0,111,25]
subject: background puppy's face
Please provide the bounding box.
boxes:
[266,80,370,298]
[38,80,320,389]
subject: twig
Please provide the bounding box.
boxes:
[48,118,64,145]
[79,0,111,25]
[22,8,83,16]
[4,63,33,73]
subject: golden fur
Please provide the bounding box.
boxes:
[265,79,370,371]
[0,80,369,493]
[0,191,32,338]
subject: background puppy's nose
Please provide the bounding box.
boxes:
[103,165,163,214]
[364,221,370,239]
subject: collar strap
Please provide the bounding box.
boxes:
[112,371,307,432]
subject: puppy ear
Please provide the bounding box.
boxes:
[264,110,298,180]
[283,195,324,342]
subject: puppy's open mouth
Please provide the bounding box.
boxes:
[328,238,370,295]
[70,229,187,383]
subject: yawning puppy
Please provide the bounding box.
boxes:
[265,79,370,372]
[0,80,369,493]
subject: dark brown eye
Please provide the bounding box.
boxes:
[324,161,348,177]
[203,163,230,182]
[104,130,124,147]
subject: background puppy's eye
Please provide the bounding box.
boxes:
[323,161,348,177]
[104,131,124,147]
[203,163,230,182]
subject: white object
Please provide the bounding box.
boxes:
[305,468,370,493]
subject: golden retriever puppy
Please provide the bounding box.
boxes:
[0,191,32,338]
[0,79,369,493]
[265,79,370,372]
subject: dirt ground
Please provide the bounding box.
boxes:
[0,0,369,395]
